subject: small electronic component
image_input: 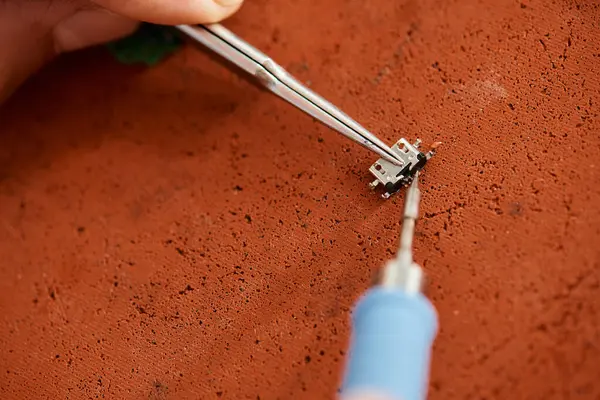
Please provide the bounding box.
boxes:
[368,139,438,199]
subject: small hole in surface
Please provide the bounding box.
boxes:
[375,164,382,171]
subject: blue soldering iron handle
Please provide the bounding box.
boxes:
[340,287,438,400]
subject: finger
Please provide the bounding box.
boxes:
[54,9,139,53]
[0,4,56,103]
[0,33,54,103]
[92,0,244,25]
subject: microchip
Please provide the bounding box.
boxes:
[368,139,439,198]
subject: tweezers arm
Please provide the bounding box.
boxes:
[175,24,258,76]
[176,24,402,166]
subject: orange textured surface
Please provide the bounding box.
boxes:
[1,0,599,399]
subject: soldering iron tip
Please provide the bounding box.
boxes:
[411,171,420,188]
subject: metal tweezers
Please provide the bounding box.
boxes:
[175,24,404,166]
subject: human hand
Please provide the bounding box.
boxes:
[0,0,243,103]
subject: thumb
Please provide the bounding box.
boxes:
[92,0,244,25]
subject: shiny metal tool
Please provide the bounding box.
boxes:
[175,24,404,166]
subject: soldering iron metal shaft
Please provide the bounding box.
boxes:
[380,172,423,293]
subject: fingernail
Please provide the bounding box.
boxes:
[213,0,243,6]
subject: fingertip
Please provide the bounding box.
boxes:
[202,0,244,23]
[185,0,243,24]
[94,0,244,25]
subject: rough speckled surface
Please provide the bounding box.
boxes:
[1,0,599,399]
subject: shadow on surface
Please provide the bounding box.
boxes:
[0,44,258,186]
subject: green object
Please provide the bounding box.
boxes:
[106,23,183,66]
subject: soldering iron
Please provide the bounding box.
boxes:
[340,172,438,400]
